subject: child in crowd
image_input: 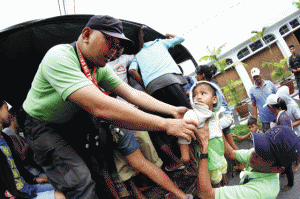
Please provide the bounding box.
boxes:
[233,117,263,140]
[178,81,227,187]
[264,93,295,191]
[264,94,290,127]
[276,86,300,173]
[102,44,193,199]
[0,99,65,199]
[277,86,300,137]
[3,107,44,177]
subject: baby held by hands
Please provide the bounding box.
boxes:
[178,81,227,186]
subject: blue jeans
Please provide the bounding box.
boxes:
[115,128,140,156]
[20,182,55,199]
[32,183,55,199]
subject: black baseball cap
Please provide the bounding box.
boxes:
[251,125,300,167]
[85,15,133,47]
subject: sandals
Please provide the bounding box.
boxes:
[165,163,185,172]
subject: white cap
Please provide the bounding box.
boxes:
[251,68,260,78]
[263,94,280,107]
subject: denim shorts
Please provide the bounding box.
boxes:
[115,128,140,156]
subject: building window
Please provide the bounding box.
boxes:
[263,34,276,44]
[249,40,263,52]
[279,25,289,35]
[290,19,300,29]
[237,47,250,60]
[225,59,233,66]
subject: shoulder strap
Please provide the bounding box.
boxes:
[70,41,84,73]
[70,41,78,59]
[70,41,76,51]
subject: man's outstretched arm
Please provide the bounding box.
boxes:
[128,69,145,89]
[68,84,197,141]
[195,121,215,199]
[113,82,189,119]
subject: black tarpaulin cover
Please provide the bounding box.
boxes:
[0,14,197,107]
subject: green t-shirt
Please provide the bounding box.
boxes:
[207,137,226,170]
[23,44,122,123]
[215,148,279,199]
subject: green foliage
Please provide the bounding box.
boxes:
[199,43,226,63]
[221,79,244,107]
[262,57,292,83]
[214,59,227,74]
[293,1,300,9]
[231,124,250,143]
[250,26,268,42]
[199,43,247,108]
[231,119,262,143]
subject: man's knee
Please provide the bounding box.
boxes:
[56,164,96,199]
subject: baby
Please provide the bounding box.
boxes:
[178,81,227,186]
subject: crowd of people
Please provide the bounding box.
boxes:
[1,14,300,199]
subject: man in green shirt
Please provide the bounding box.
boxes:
[22,15,197,199]
[195,124,300,199]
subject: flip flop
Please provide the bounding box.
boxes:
[165,164,185,172]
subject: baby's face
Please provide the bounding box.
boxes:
[192,84,217,109]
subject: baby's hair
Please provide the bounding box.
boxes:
[247,117,258,126]
[289,44,294,48]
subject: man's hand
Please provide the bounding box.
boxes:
[195,120,209,153]
[297,68,300,72]
[165,33,176,38]
[139,25,147,37]
[141,25,148,30]
[172,106,189,119]
[165,119,197,141]
[36,176,50,184]
[293,69,297,73]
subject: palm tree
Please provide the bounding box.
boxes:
[199,43,226,63]
[251,26,277,62]
[250,27,268,42]
[199,44,229,76]
[199,44,247,108]
[293,1,300,9]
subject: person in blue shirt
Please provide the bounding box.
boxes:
[264,93,295,191]
[249,67,277,132]
[196,123,300,199]
[276,85,300,173]
[128,34,191,172]
[128,33,190,108]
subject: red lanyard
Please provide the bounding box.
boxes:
[77,46,109,96]
[78,46,98,87]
